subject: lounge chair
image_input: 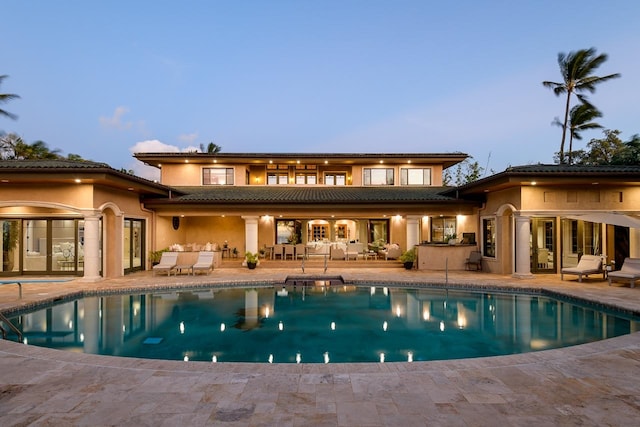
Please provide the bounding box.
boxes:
[152,251,178,276]
[465,251,483,271]
[608,257,640,288]
[560,255,604,282]
[192,251,214,275]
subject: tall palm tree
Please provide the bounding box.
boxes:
[554,102,603,164]
[0,75,20,120]
[542,48,620,163]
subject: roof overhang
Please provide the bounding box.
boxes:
[133,152,469,169]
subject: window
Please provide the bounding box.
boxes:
[267,173,289,185]
[482,218,496,258]
[311,224,328,241]
[400,168,432,185]
[203,168,234,185]
[325,173,346,186]
[431,216,456,243]
[364,168,394,185]
[295,174,317,184]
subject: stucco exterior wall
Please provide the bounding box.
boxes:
[520,185,640,212]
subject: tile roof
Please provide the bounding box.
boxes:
[166,186,459,204]
[0,159,113,169]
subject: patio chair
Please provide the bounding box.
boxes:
[192,251,214,275]
[465,251,483,271]
[560,255,604,282]
[152,251,178,276]
[379,244,401,260]
[330,246,347,260]
[284,244,295,260]
[608,257,640,288]
[272,244,284,260]
[295,243,307,260]
[346,242,363,260]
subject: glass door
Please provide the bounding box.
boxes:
[1,219,21,275]
[531,218,555,273]
[124,218,145,273]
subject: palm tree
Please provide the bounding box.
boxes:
[0,75,20,120]
[542,48,620,163]
[200,142,222,154]
[554,103,603,164]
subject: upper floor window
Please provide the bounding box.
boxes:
[203,168,234,185]
[325,173,346,186]
[295,173,317,185]
[400,168,431,185]
[363,168,394,185]
[267,173,289,185]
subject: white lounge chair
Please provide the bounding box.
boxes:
[560,255,604,282]
[608,258,640,288]
[152,252,178,276]
[192,251,214,275]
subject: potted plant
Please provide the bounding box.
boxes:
[149,248,168,266]
[399,248,416,270]
[245,252,259,269]
[445,233,458,245]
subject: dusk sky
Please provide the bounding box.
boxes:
[2,1,639,180]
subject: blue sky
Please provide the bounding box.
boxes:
[2,1,639,180]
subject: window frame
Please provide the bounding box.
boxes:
[400,168,432,186]
[363,168,394,186]
[482,217,496,258]
[202,167,234,185]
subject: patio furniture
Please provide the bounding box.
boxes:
[608,257,640,288]
[465,251,483,271]
[330,246,347,260]
[192,251,215,275]
[284,244,295,260]
[379,244,402,260]
[560,255,604,282]
[295,243,307,260]
[272,244,284,260]
[537,248,549,268]
[152,252,178,276]
[346,242,363,260]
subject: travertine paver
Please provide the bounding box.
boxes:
[1,267,640,426]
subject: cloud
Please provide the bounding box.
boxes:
[129,139,181,154]
[99,106,133,130]
[127,139,204,181]
[129,139,181,181]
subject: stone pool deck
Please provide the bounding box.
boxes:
[1,267,640,426]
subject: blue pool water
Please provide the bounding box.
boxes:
[6,283,640,363]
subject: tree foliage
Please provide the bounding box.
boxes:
[443,157,484,186]
[543,48,620,164]
[0,132,84,161]
[0,75,20,120]
[561,129,640,166]
[199,142,222,154]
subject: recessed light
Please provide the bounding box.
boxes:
[75,179,81,183]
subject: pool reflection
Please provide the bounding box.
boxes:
[8,285,640,363]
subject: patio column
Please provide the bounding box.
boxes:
[513,214,533,278]
[406,215,421,250]
[242,216,259,254]
[80,214,101,282]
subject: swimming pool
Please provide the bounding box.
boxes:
[6,283,640,363]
